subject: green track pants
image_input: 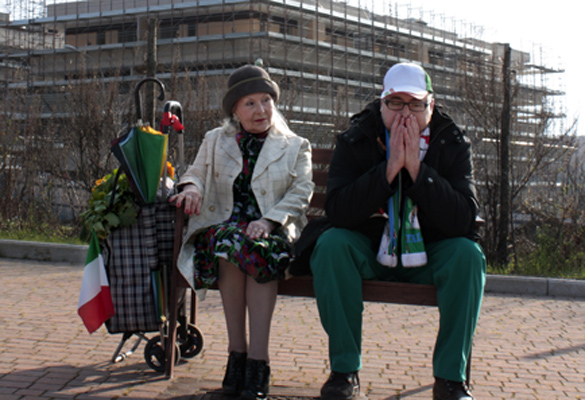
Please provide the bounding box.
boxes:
[310,228,486,382]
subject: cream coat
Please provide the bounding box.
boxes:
[176,123,314,289]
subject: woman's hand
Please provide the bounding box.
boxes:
[246,218,276,240]
[169,184,202,216]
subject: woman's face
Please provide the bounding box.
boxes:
[233,92,274,134]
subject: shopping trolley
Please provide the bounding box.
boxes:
[102,77,203,373]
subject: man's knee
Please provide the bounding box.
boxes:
[431,238,486,277]
[452,236,483,256]
[311,228,352,274]
[314,227,352,250]
[310,228,370,276]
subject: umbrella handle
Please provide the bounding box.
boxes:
[134,77,165,122]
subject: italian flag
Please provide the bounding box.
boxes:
[78,231,115,333]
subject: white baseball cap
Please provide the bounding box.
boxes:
[380,62,433,100]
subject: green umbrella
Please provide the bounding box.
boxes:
[152,268,166,323]
[111,124,168,205]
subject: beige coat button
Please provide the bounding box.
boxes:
[209,206,215,212]
[261,189,267,195]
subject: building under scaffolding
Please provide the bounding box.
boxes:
[0,0,565,141]
[0,0,576,225]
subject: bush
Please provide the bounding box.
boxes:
[505,223,585,280]
[0,213,84,245]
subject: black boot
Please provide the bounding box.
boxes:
[320,371,360,400]
[222,351,247,395]
[433,377,474,400]
[241,358,270,400]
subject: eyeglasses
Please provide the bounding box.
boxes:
[382,98,430,112]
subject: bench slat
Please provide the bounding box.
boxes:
[312,170,328,187]
[309,192,326,210]
[278,275,438,306]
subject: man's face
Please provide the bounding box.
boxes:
[380,92,435,133]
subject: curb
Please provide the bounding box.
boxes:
[0,239,87,266]
[1,240,584,299]
[485,274,585,298]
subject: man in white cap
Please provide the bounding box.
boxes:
[309,62,486,399]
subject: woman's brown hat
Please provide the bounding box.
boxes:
[222,65,280,116]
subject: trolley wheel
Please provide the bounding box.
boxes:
[178,323,204,359]
[144,335,180,373]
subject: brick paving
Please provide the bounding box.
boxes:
[0,257,584,399]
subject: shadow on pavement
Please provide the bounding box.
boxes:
[1,362,167,400]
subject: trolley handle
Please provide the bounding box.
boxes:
[160,101,186,178]
[160,101,184,134]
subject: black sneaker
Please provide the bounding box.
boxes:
[433,377,474,400]
[320,371,360,400]
[222,351,247,395]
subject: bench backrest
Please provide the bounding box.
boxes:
[307,147,333,218]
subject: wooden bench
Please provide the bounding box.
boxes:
[276,148,439,305]
[165,147,471,384]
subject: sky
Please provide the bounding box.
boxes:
[392,1,582,135]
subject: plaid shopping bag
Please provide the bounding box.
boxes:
[103,199,175,334]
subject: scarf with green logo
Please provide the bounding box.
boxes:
[376,127,429,268]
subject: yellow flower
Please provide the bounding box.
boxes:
[166,161,175,180]
[91,177,106,192]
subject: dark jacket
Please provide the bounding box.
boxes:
[325,99,479,249]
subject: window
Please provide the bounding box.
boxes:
[160,20,180,39]
[65,23,137,45]
[187,21,197,37]
[429,50,444,66]
[271,16,298,35]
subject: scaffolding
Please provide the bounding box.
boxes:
[0,0,578,258]
[0,0,570,163]
[0,0,566,138]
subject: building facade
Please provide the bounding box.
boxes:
[1,0,563,140]
[0,0,576,228]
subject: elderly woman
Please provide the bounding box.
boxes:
[170,65,314,399]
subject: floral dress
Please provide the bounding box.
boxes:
[192,130,293,289]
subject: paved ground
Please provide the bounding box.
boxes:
[1,258,584,399]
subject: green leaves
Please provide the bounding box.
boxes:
[80,169,138,239]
